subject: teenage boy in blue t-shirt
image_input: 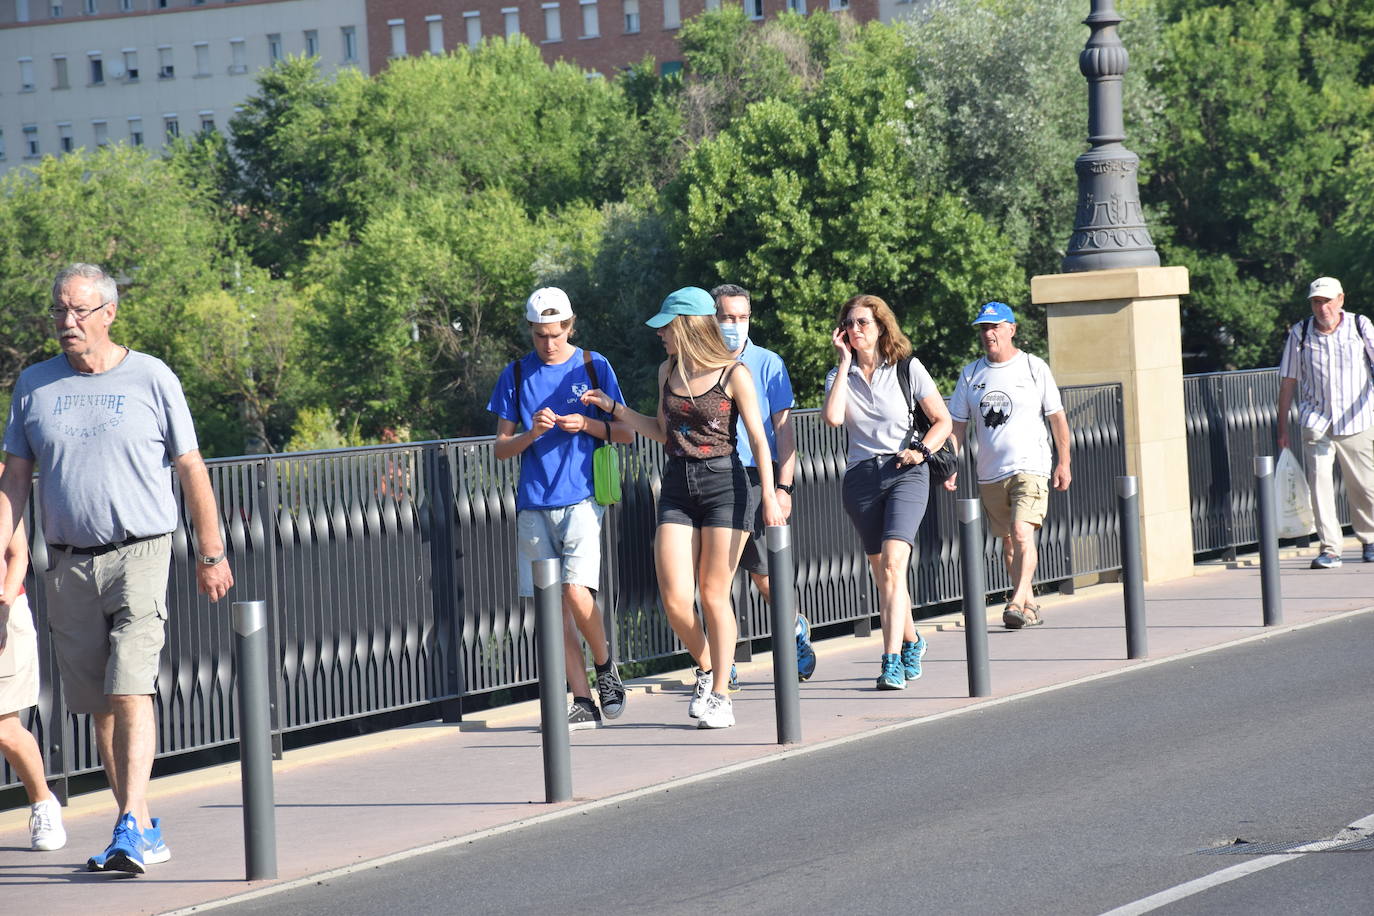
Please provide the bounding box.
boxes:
[486,288,634,729]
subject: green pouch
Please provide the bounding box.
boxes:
[593,443,621,506]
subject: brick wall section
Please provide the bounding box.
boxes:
[366,0,879,77]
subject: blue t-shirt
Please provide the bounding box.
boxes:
[486,347,625,511]
[735,340,795,469]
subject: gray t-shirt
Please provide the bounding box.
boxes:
[4,350,199,547]
[825,358,939,467]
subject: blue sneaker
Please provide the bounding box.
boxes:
[1310,552,1342,569]
[141,818,170,865]
[91,813,143,874]
[796,615,816,682]
[1363,543,1374,563]
[728,663,740,693]
[876,653,905,690]
[901,633,927,681]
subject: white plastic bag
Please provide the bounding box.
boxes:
[1275,448,1315,539]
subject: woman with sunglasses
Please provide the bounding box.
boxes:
[581,288,784,728]
[822,294,953,689]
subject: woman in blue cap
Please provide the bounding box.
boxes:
[822,294,953,689]
[582,287,784,729]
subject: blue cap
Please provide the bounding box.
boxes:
[972,301,1016,325]
[646,287,716,328]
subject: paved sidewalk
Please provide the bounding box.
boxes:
[1,544,1371,915]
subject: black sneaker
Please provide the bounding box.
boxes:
[567,697,602,731]
[595,663,626,719]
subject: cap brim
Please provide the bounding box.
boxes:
[645,312,674,329]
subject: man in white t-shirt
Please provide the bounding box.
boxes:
[946,302,1072,628]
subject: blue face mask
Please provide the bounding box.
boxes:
[719,320,748,351]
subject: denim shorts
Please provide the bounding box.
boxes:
[658,454,753,531]
[516,498,606,598]
[842,455,930,556]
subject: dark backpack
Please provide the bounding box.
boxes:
[896,356,959,484]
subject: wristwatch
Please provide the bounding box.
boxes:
[200,552,226,567]
[776,483,794,495]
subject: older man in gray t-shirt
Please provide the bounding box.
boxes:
[0,263,233,876]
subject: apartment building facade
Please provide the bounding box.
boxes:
[364,0,905,77]
[0,0,369,174]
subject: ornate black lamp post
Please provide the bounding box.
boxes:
[1061,0,1159,272]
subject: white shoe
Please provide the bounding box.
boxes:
[696,692,735,729]
[687,667,712,719]
[30,797,67,851]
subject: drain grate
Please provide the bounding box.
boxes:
[1200,834,1374,855]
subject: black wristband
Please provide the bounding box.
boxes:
[913,440,933,461]
[776,483,794,495]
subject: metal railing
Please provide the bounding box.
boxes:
[8,374,1248,799]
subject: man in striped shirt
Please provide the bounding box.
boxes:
[1277,277,1374,568]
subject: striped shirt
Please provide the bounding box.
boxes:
[1278,311,1374,436]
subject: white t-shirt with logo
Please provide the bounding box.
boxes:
[948,351,1064,484]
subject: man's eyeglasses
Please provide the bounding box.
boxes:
[49,303,110,322]
[841,316,875,329]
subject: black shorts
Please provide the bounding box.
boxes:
[842,455,930,556]
[658,454,754,531]
[737,464,775,576]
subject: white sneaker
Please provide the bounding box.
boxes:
[30,797,67,851]
[696,692,735,729]
[687,667,712,719]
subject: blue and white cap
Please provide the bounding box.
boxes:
[972,301,1016,325]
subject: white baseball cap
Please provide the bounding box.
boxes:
[525,287,574,323]
[1308,277,1343,300]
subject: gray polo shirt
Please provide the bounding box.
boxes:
[4,350,199,547]
[825,358,938,467]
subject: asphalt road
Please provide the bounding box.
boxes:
[220,611,1374,916]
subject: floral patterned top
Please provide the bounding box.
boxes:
[663,364,741,459]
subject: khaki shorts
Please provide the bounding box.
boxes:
[0,593,40,716]
[43,534,171,715]
[979,473,1050,539]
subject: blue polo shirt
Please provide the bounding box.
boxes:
[735,340,795,469]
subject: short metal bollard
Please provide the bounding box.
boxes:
[533,557,572,803]
[765,525,802,745]
[1254,456,1284,627]
[1116,476,1148,659]
[232,600,277,881]
[958,499,992,697]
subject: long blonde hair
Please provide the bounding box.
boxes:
[668,313,736,392]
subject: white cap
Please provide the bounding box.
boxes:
[1308,277,1343,300]
[525,287,573,323]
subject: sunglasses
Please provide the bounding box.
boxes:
[840,316,875,329]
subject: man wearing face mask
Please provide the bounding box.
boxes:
[711,284,814,680]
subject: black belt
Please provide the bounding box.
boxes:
[49,533,163,556]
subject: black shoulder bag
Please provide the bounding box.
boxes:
[896,356,958,485]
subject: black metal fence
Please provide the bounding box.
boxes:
[5,368,1322,796]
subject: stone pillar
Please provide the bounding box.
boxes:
[1031,265,1193,582]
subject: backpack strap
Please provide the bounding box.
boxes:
[511,358,524,431]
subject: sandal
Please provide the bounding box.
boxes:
[1002,603,1027,629]
[1022,603,1045,627]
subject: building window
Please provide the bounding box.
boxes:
[16,0,29,23]
[93,120,108,146]
[502,7,519,37]
[304,29,319,57]
[88,53,104,85]
[542,3,560,42]
[121,0,132,10]
[194,42,209,76]
[58,123,73,153]
[19,58,35,92]
[24,125,39,158]
[788,0,805,11]
[623,0,639,32]
[83,0,95,13]
[53,55,69,89]
[342,26,358,62]
[663,0,680,27]
[267,33,283,62]
[747,0,762,19]
[158,46,174,79]
[128,117,143,146]
[158,0,167,7]
[828,0,848,8]
[580,0,598,38]
[464,12,480,48]
[229,39,246,74]
[164,116,179,141]
[425,16,443,54]
[51,3,63,17]
[123,49,138,80]
[388,19,406,57]
[199,111,214,133]
[0,129,5,160]
[661,60,683,77]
